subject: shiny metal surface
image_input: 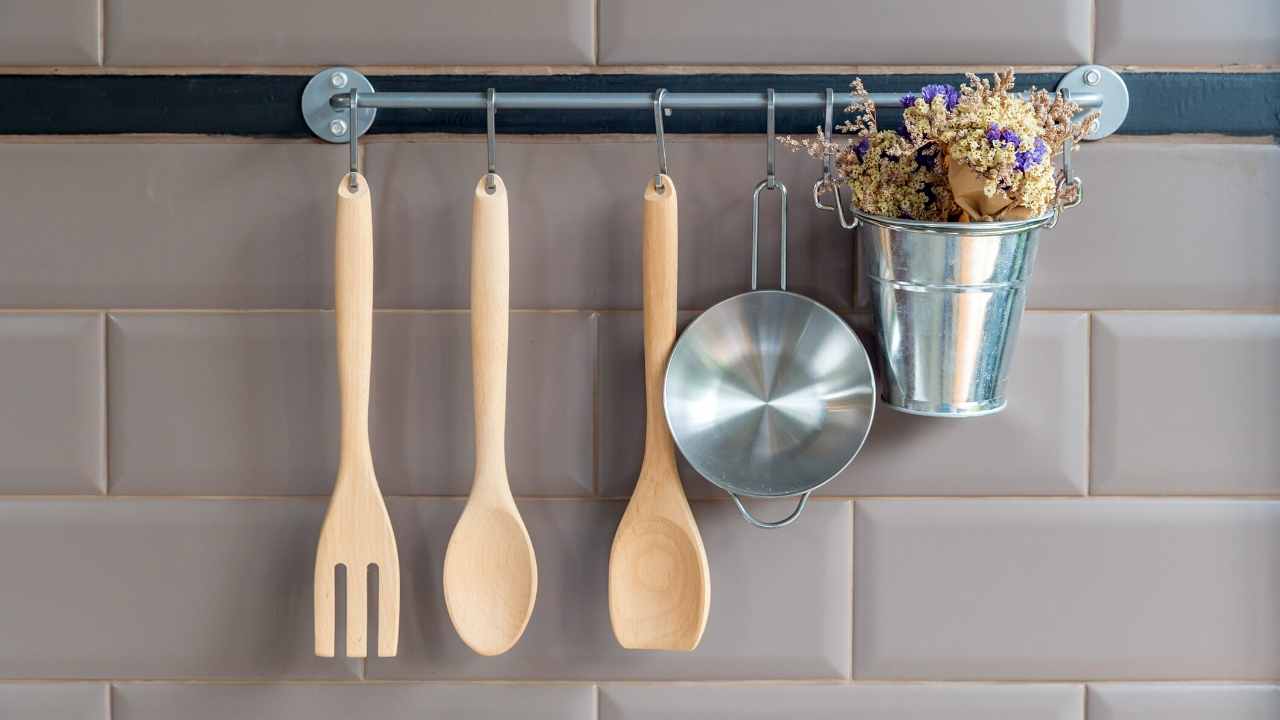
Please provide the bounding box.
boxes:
[857,209,1050,417]
[664,290,876,501]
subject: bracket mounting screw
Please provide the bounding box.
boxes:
[330,72,349,89]
[329,119,349,137]
[1084,69,1102,86]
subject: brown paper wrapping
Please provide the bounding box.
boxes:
[946,153,1035,221]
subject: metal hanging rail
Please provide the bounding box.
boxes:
[302,65,1129,143]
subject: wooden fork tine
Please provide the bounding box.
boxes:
[378,561,400,657]
[345,562,368,658]
[314,562,336,657]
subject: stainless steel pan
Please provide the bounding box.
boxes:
[663,92,875,528]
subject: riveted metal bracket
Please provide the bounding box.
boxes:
[1056,64,1129,139]
[302,67,376,143]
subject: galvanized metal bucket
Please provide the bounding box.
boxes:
[854,209,1052,416]
[815,178,1077,416]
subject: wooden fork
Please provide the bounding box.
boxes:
[314,173,400,658]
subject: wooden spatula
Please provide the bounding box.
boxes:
[315,172,400,658]
[443,175,538,656]
[609,174,711,651]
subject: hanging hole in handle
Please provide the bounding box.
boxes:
[729,492,810,529]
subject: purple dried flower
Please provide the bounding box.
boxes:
[921,84,959,110]
[899,94,918,108]
[985,123,1021,148]
[854,137,870,160]
[1014,137,1049,172]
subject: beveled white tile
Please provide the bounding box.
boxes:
[0,499,360,679]
[0,314,104,494]
[369,498,852,680]
[600,0,1091,64]
[1033,141,1280,310]
[108,312,594,496]
[0,0,98,65]
[854,499,1280,680]
[601,683,1083,720]
[1088,684,1280,720]
[106,0,594,65]
[1096,0,1280,65]
[0,683,106,719]
[1092,314,1280,495]
[114,682,595,720]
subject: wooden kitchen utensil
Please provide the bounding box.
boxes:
[609,175,711,651]
[443,174,538,656]
[315,172,400,658]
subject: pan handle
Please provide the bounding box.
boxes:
[729,491,810,529]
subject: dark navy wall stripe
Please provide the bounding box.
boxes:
[0,72,1276,137]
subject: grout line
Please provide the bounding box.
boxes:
[0,64,1276,75]
[9,678,1280,686]
[2,308,1278,316]
[1084,312,1093,496]
[591,312,601,497]
[97,0,105,67]
[3,493,1280,502]
[848,499,856,680]
[1090,0,1097,65]
[592,0,601,66]
[99,312,110,495]
[1,133,1277,148]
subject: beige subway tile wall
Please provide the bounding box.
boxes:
[1095,0,1280,66]
[598,0,1093,65]
[0,0,100,65]
[2,0,1279,718]
[0,314,104,494]
[1087,684,1280,720]
[104,0,596,65]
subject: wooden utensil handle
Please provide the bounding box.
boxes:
[471,176,510,487]
[335,173,374,467]
[642,175,678,460]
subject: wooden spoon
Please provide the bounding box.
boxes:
[443,175,538,656]
[609,174,711,651]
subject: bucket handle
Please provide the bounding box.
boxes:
[729,491,810,529]
[752,89,790,290]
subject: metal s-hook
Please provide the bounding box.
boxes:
[812,87,860,230]
[653,88,669,191]
[485,88,498,193]
[347,88,360,191]
[765,88,777,189]
[821,88,834,179]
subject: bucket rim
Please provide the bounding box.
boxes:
[851,207,1054,236]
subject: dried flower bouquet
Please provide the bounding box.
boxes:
[785,69,1100,222]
